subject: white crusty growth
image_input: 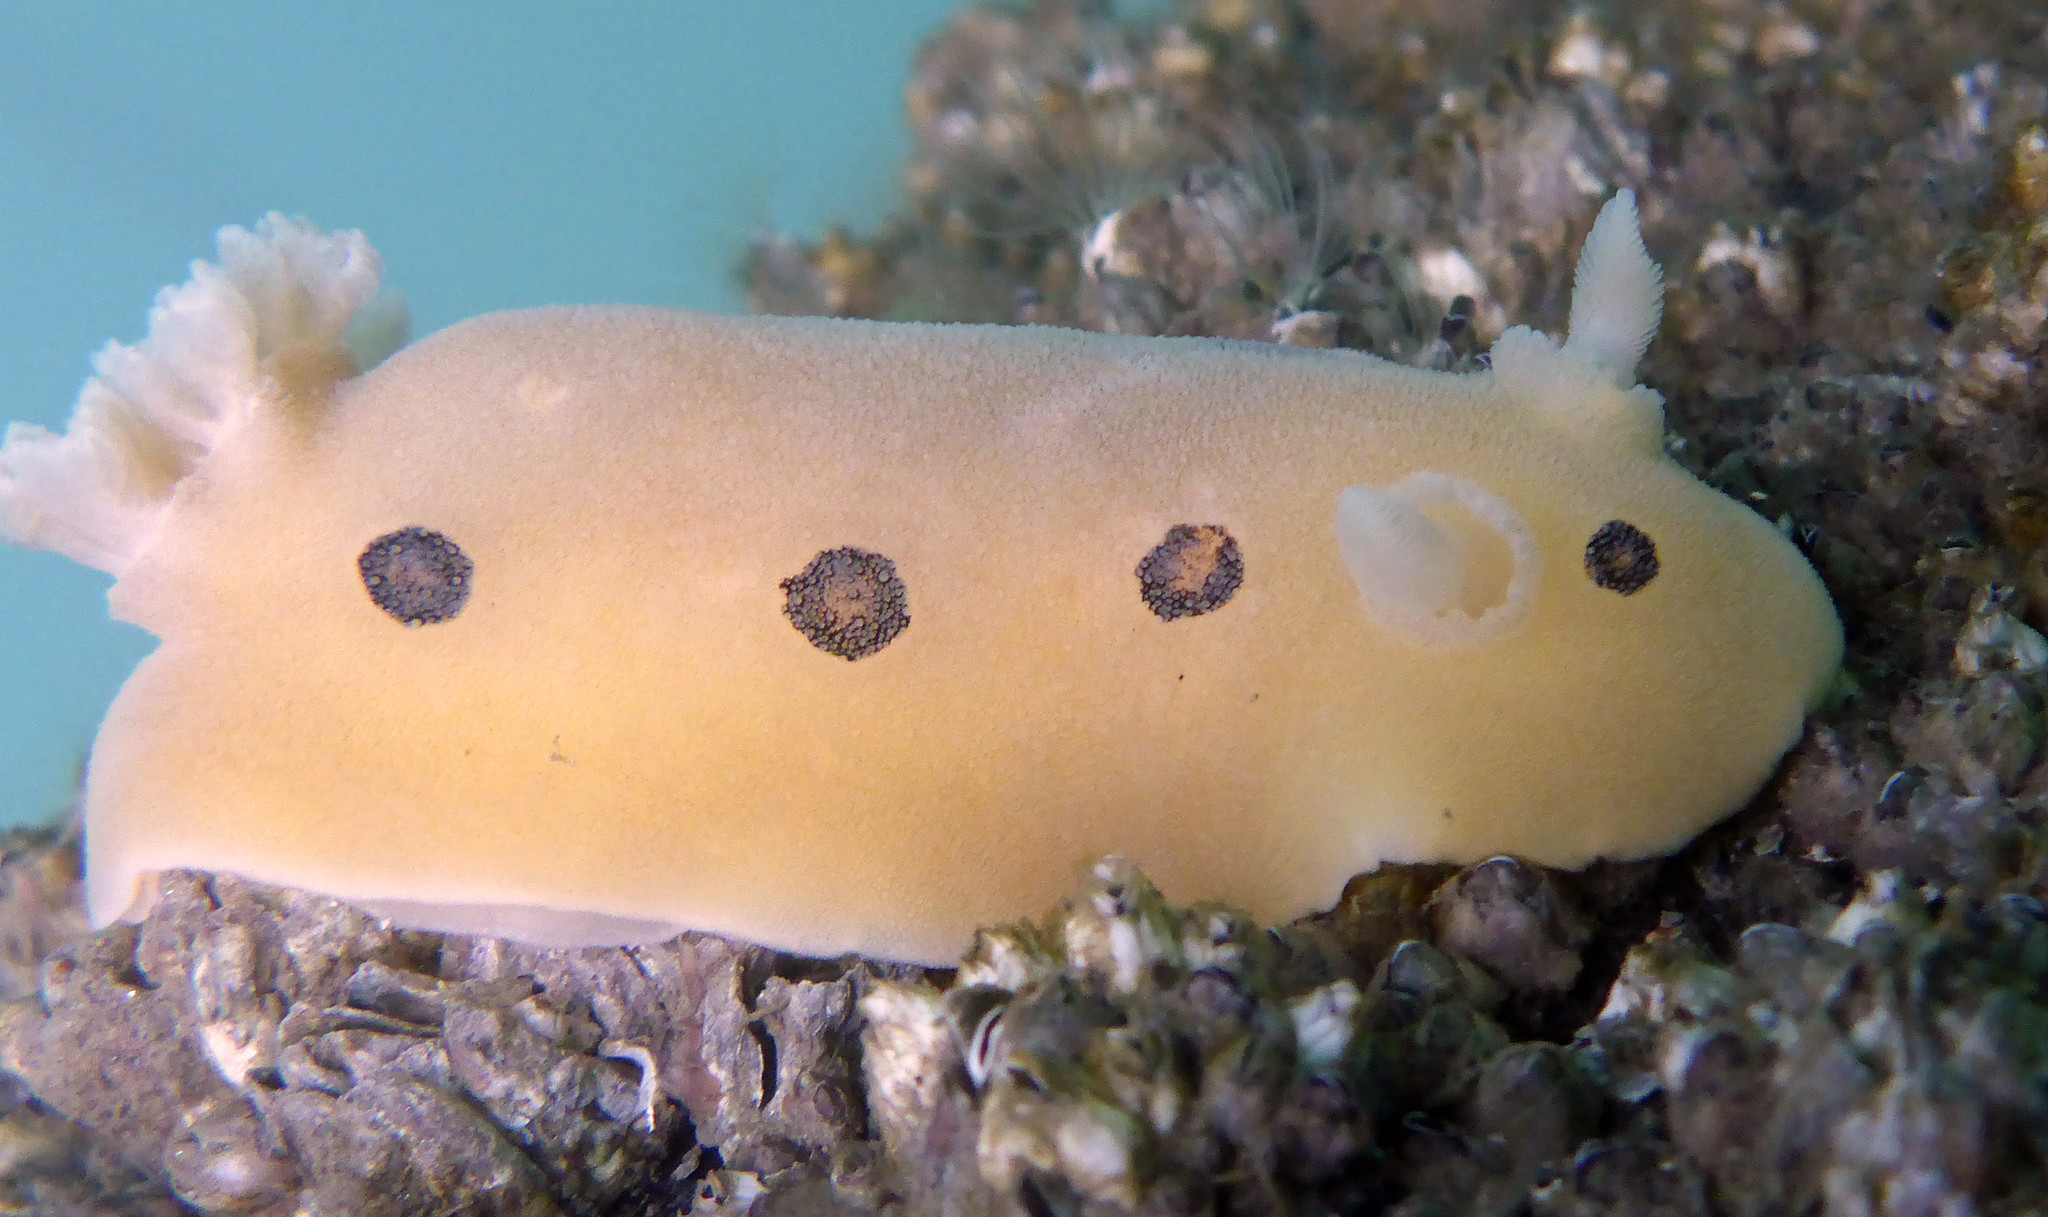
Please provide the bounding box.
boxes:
[0,217,381,575]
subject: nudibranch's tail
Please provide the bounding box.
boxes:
[0,216,390,576]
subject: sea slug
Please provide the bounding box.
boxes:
[0,194,1840,964]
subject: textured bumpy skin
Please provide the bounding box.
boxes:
[1,195,1841,964]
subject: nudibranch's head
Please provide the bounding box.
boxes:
[1320,190,1840,863]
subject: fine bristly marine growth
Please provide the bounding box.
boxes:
[0,193,1840,964]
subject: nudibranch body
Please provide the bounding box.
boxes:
[0,194,1840,964]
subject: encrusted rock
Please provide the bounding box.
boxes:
[1578,874,2048,1215]
[0,819,89,1004]
[1428,857,1592,995]
[0,869,880,1216]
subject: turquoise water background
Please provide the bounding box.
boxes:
[0,2,962,828]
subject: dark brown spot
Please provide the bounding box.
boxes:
[1136,524,1244,620]
[1584,520,1659,595]
[359,527,473,625]
[780,547,909,660]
